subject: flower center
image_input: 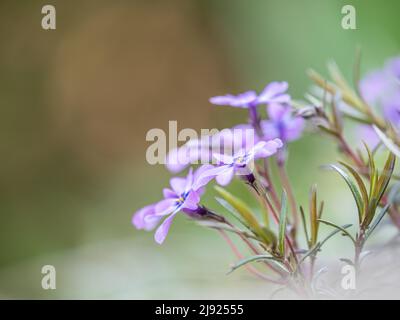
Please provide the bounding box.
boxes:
[234,155,247,166]
[176,192,189,206]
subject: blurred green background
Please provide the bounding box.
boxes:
[0,0,399,298]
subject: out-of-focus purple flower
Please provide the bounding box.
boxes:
[132,166,213,244]
[360,56,400,107]
[209,82,290,109]
[197,139,283,186]
[260,103,305,143]
[383,91,400,128]
[357,56,400,146]
[165,125,258,173]
[385,56,400,81]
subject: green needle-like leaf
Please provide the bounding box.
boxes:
[310,185,318,245]
[339,161,368,220]
[363,204,390,244]
[278,190,288,256]
[214,186,273,245]
[227,255,289,275]
[318,219,356,245]
[326,164,363,222]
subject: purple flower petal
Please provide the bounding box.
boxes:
[213,153,234,165]
[182,191,200,210]
[132,204,160,231]
[154,212,178,244]
[170,177,187,195]
[215,167,235,186]
[210,91,257,108]
[196,165,231,185]
[360,70,388,105]
[260,121,279,140]
[385,57,400,80]
[163,188,176,199]
[192,164,215,191]
[258,82,290,104]
[165,147,191,173]
[251,139,283,159]
[283,117,305,141]
[154,198,177,217]
[183,168,194,193]
[267,103,288,120]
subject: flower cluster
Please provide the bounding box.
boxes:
[132,56,400,298]
[133,82,302,244]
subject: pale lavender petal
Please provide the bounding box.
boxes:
[216,167,235,186]
[385,57,400,80]
[284,117,305,142]
[210,91,257,108]
[182,191,200,210]
[360,70,388,105]
[258,82,289,104]
[267,103,288,120]
[209,95,238,106]
[132,204,159,231]
[163,188,176,199]
[252,139,283,159]
[213,153,234,165]
[154,212,178,244]
[170,177,186,195]
[196,165,232,186]
[269,94,291,104]
[154,198,177,216]
[260,120,280,140]
[192,164,214,191]
[184,168,194,193]
[383,91,400,127]
[165,147,191,173]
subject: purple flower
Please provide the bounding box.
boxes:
[132,166,213,244]
[356,56,400,146]
[383,91,400,128]
[165,125,258,173]
[360,56,400,108]
[260,103,305,143]
[197,139,283,186]
[209,82,290,109]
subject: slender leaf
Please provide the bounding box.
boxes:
[339,161,368,221]
[300,206,310,246]
[363,204,390,243]
[363,142,378,200]
[227,255,289,275]
[317,125,339,137]
[310,185,318,245]
[215,197,248,228]
[278,190,288,256]
[319,224,352,248]
[297,224,352,267]
[326,164,363,222]
[215,186,272,245]
[318,219,356,244]
[375,152,396,202]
